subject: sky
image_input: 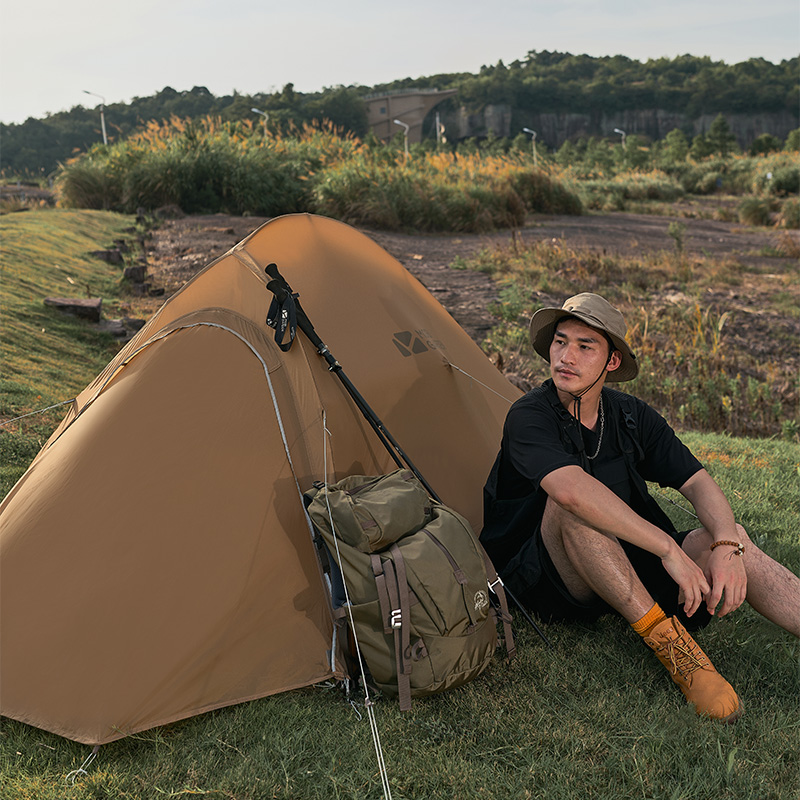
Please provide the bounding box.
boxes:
[1,0,798,125]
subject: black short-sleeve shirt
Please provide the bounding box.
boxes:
[481,380,703,572]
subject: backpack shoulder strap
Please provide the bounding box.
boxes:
[606,389,645,462]
[607,390,678,533]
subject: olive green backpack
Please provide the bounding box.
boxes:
[305,469,514,710]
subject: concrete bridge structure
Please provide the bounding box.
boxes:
[364,89,457,143]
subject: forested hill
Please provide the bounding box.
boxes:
[2,51,798,176]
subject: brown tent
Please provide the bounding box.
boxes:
[0,214,520,745]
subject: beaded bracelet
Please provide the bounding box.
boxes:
[709,540,745,556]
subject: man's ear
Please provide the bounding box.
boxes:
[606,349,622,374]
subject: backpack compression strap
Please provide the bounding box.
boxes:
[481,548,516,660]
[371,550,413,711]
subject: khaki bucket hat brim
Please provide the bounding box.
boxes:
[529,293,639,382]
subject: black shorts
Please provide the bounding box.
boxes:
[517,526,712,632]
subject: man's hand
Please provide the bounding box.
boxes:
[704,547,748,617]
[661,541,711,617]
[678,469,748,618]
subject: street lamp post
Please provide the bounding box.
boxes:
[393,118,410,163]
[83,90,108,145]
[614,127,627,150]
[522,127,538,167]
[251,108,269,140]
[435,112,446,145]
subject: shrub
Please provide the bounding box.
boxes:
[767,166,800,196]
[56,117,356,216]
[55,119,581,232]
[776,197,800,229]
[507,169,583,215]
[749,133,782,156]
[738,197,773,226]
[313,156,528,233]
[575,170,684,210]
[56,158,124,209]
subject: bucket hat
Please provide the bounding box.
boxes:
[528,293,638,382]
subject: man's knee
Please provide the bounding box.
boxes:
[734,523,751,545]
[682,523,751,560]
[543,497,602,540]
[541,498,623,559]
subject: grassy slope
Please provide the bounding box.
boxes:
[0,209,134,494]
[1,211,798,800]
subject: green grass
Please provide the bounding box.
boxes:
[1,213,799,799]
[0,209,135,493]
[2,435,798,799]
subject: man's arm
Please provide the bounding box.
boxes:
[541,465,711,616]
[677,469,747,617]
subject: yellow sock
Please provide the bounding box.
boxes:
[631,603,667,637]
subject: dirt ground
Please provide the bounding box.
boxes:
[135,209,799,355]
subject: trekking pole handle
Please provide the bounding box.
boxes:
[265,263,293,304]
[265,265,338,367]
[264,262,283,282]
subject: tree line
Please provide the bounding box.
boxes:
[1,51,797,177]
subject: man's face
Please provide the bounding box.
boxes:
[549,317,620,394]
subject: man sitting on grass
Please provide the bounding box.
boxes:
[481,293,799,722]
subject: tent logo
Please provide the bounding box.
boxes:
[392,331,430,357]
[473,590,489,612]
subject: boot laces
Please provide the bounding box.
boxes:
[662,631,708,679]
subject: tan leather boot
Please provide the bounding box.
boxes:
[644,616,742,723]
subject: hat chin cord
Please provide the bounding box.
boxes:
[564,352,613,433]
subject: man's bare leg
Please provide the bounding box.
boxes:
[539,497,742,721]
[540,497,655,621]
[682,525,800,636]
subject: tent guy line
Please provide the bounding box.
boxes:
[320,411,393,800]
[448,362,516,404]
[0,399,76,427]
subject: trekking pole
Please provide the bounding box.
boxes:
[500,584,552,649]
[263,263,441,502]
[264,263,551,649]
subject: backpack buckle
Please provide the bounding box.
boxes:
[390,609,402,628]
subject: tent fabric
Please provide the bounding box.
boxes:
[0,213,521,745]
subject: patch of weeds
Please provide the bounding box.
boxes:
[489,281,529,323]
[667,220,686,255]
[771,230,800,259]
[771,291,800,317]
[738,196,774,226]
[776,197,799,229]
[462,241,798,438]
[781,419,799,444]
